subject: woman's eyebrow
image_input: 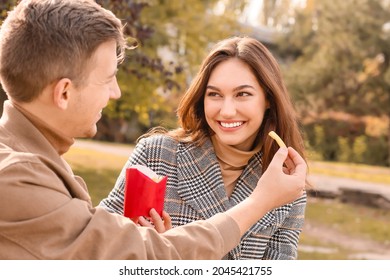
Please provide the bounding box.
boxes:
[206,85,220,91]
[206,84,255,91]
[233,85,255,91]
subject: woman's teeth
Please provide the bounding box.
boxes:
[220,122,243,128]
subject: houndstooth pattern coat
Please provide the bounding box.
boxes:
[100,134,307,260]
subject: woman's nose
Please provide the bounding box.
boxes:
[220,98,236,117]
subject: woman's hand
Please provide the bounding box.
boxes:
[132,209,172,233]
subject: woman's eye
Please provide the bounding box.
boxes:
[237,91,251,97]
[206,91,221,97]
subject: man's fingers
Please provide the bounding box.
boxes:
[269,147,288,169]
[287,147,307,175]
[283,156,295,174]
[270,147,307,192]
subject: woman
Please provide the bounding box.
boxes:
[100,36,308,260]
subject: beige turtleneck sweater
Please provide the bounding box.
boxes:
[211,135,262,198]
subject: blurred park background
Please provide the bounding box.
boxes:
[1,0,389,259]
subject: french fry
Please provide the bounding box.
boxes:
[268,130,287,148]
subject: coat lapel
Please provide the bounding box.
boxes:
[233,152,277,238]
[229,152,263,205]
[176,139,233,219]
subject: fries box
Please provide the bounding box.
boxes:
[123,165,167,219]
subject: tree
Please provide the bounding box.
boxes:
[95,0,250,141]
[281,0,390,166]
[0,0,250,141]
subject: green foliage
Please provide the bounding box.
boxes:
[337,137,351,162]
[352,135,367,163]
[288,0,389,115]
[337,135,367,163]
[305,119,388,165]
[280,0,390,166]
[363,136,390,166]
[0,0,18,21]
[306,120,363,161]
[1,0,250,138]
[2,0,388,165]
[96,0,185,128]
[98,0,250,129]
[313,125,325,150]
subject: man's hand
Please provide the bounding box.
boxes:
[256,147,306,211]
[226,146,307,236]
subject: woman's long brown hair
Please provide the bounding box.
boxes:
[144,36,307,173]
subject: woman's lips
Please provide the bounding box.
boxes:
[218,121,244,128]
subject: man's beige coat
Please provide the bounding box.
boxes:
[0,101,239,259]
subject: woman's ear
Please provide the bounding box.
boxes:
[53,78,72,110]
[266,99,270,110]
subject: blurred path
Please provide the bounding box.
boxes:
[73,139,134,157]
[308,174,390,199]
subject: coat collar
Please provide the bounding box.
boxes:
[0,101,73,173]
[176,138,265,217]
[12,101,74,155]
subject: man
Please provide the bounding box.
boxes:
[0,0,306,259]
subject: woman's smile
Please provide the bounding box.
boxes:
[219,121,245,129]
[204,58,268,150]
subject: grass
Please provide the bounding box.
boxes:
[304,198,390,244]
[298,236,350,260]
[63,147,128,205]
[308,161,390,185]
[297,198,390,260]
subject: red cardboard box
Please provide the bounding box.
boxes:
[123,165,167,219]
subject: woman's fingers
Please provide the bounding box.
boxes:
[162,210,172,230]
[148,208,172,233]
[134,209,172,233]
[137,216,152,227]
[149,208,164,233]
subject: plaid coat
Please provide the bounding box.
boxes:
[100,134,307,260]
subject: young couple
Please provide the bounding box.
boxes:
[100,36,308,260]
[0,0,307,259]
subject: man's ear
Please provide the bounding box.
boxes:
[53,78,72,110]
